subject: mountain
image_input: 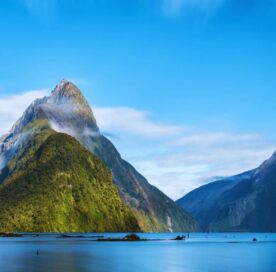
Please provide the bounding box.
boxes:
[0,133,139,232]
[0,80,198,232]
[177,153,276,232]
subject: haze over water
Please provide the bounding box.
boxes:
[1,233,276,272]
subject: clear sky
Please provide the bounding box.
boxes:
[1,0,276,199]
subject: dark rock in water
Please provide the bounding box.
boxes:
[97,233,145,242]
[173,235,186,241]
[0,232,22,237]
[124,234,141,241]
[58,234,73,238]
[252,238,257,242]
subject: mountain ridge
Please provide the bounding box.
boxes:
[177,152,276,232]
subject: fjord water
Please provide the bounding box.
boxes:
[1,233,276,272]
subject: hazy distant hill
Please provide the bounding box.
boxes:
[177,154,276,232]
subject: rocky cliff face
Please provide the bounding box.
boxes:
[0,80,199,232]
[177,153,276,232]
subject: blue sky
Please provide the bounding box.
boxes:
[1,0,276,199]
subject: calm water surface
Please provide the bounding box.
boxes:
[0,233,276,272]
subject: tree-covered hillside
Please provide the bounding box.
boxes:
[0,133,140,232]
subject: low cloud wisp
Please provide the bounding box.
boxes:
[0,90,49,135]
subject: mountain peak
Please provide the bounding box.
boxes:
[50,79,85,104]
[1,80,99,147]
[45,79,99,133]
[58,78,70,85]
[255,150,276,177]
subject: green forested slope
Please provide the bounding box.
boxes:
[0,133,140,232]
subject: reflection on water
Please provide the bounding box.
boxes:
[0,233,276,272]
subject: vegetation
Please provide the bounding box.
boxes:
[0,133,140,232]
[0,118,54,183]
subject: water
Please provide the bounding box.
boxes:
[0,233,276,272]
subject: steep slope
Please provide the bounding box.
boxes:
[81,135,198,231]
[0,80,198,232]
[177,153,276,232]
[0,133,139,232]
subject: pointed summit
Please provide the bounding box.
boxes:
[50,79,91,107]
[49,79,98,127]
[51,79,81,99]
[45,79,99,133]
[1,80,99,148]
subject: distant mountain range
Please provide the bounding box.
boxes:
[0,80,198,232]
[177,153,276,232]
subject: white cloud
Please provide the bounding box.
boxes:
[129,133,275,200]
[92,106,276,200]
[93,107,181,139]
[171,131,264,147]
[0,89,49,135]
[0,90,275,201]
[90,106,276,200]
